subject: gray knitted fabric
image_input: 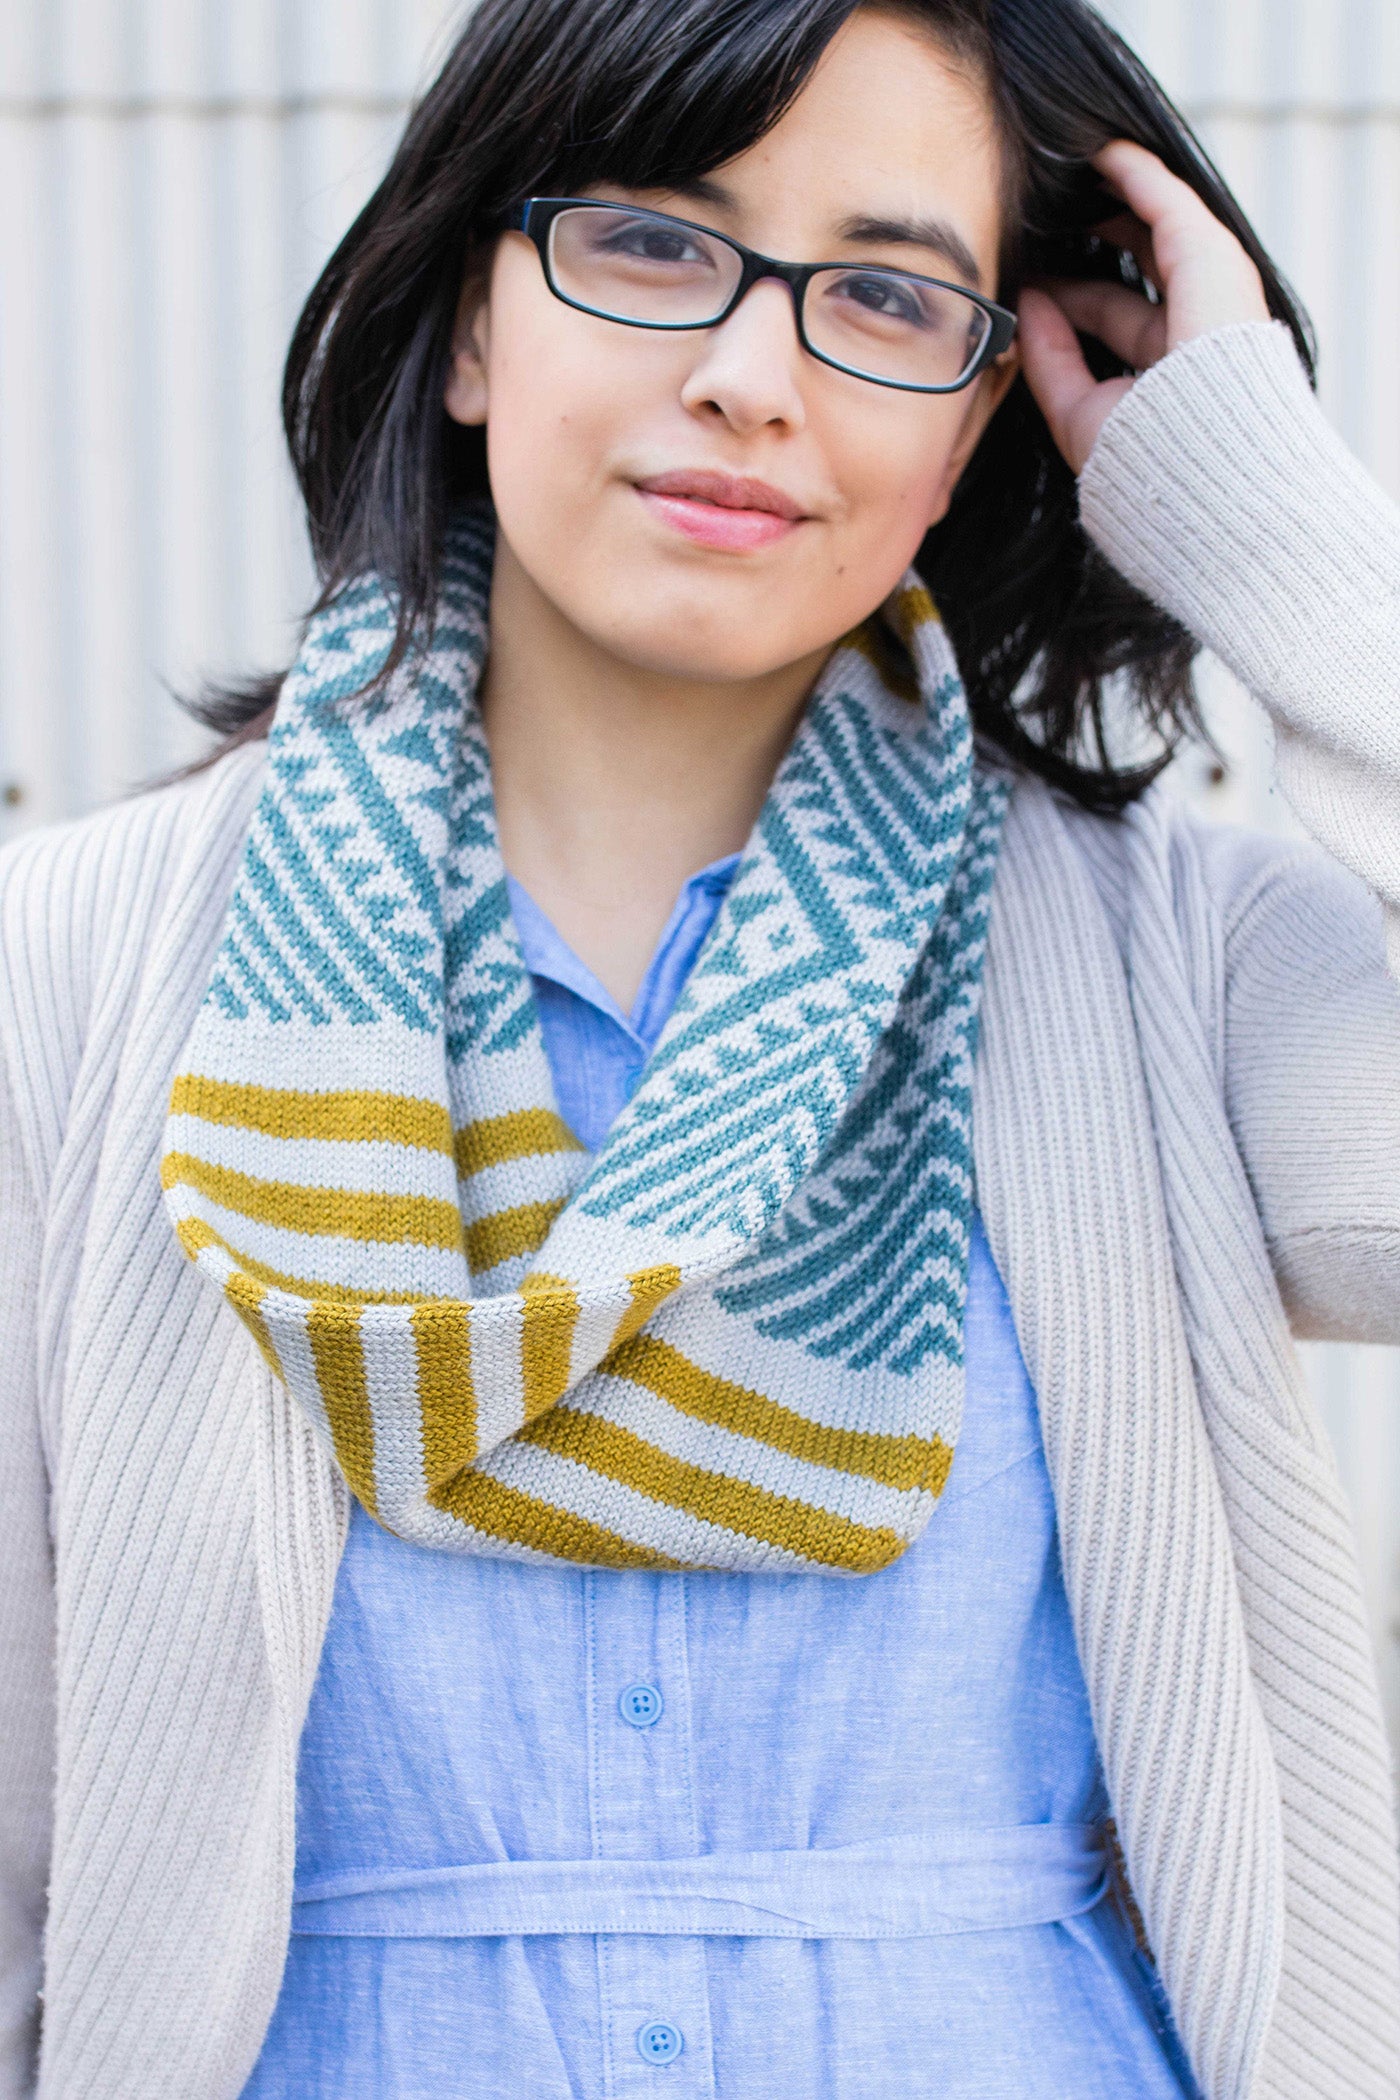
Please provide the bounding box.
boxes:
[1,323,1397,2099]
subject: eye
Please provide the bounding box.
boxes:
[598,222,713,267]
[830,271,931,326]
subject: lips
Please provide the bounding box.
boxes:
[634,469,806,520]
[633,468,809,552]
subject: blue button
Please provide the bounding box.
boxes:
[636,2020,684,2065]
[618,1682,664,1729]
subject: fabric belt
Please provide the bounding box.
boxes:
[291,1824,1109,1940]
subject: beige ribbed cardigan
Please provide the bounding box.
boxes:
[2,324,1398,2100]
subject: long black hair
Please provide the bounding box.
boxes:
[194,0,1314,809]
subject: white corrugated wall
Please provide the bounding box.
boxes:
[2,0,1398,1748]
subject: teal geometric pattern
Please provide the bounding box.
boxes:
[205,511,497,1037]
[714,775,1004,1374]
[201,502,1005,1360]
[173,502,1007,1573]
[573,677,995,1259]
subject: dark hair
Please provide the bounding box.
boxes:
[193,0,1314,809]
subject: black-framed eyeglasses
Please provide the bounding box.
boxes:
[516,197,1017,394]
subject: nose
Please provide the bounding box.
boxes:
[678,278,808,436]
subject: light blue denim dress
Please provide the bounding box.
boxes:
[243,860,1200,2099]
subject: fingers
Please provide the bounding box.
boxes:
[1092,140,1210,234]
[1091,140,1240,288]
[1021,140,1272,475]
[1041,279,1168,372]
[1017,284,1094,400]
[1017,286,1135,475]
[1091,140,1271,345]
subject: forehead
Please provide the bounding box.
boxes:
[706,11,1004,275]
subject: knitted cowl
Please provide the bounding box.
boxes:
[162,509,1006,1571]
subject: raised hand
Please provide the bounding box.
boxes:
[1018,139,1271,474]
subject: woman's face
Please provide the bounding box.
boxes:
[446,8,1016,683]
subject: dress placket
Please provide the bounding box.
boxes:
[585,1567,717,2099]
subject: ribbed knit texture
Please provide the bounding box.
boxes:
[1,323,1397,2098]
[162,537,1006,1574]
[1078,319,1400,974]
[0,756,349,2098]
[0,1063,51,2098]
[978,783,1400,2100]
[1074,320,1400,2098]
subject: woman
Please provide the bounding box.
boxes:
[2,0,1397,2094]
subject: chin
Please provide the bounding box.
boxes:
[596,605,816,685]
[582,563,830,683]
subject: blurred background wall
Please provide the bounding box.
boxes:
[2,0,1398,1752]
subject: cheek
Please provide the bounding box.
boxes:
[479,262,677,569]
[482,320,612,540]
[826,398,970,542]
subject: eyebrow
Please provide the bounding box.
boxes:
[835,214,984,291]
[666,178,984,291]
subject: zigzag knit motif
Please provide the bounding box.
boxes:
[162,509,1006,1571]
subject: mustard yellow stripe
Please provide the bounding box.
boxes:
[177,1216,446,1305]
[163,1150,465,1252]
[519,1409,907,1572]
[609,1265,683,1351]
[430,1467,690,1570]
[843,619,919,705]
[176,1213,231,1264]
[890,580,940,638]
[455,1108,583,1179]
[413,1302,477,1486]
[605,1332,951,1494]
[302,1299,378,1512]
[225,1272,283,1380]
[466,1198,565,1274]
[842,621,880,670]
[176,1217,285,1376]
[519,1271,581,1421]
[170,1075,453,1152]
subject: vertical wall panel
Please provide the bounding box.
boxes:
[0,115,65,824]
[3,0,1398,1745]
[0,0,432,817]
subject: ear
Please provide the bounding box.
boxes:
[444,273,490,427]
[924,346,1020,526]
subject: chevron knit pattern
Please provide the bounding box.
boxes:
[161,511,1006,1571]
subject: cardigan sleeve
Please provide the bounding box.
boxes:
[1197,819,1400,1342]
[1078,322,1400,1342]
[1078,319,1400,976]
[0,1048,53,2098]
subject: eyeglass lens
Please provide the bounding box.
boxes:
[546,204,992,389]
